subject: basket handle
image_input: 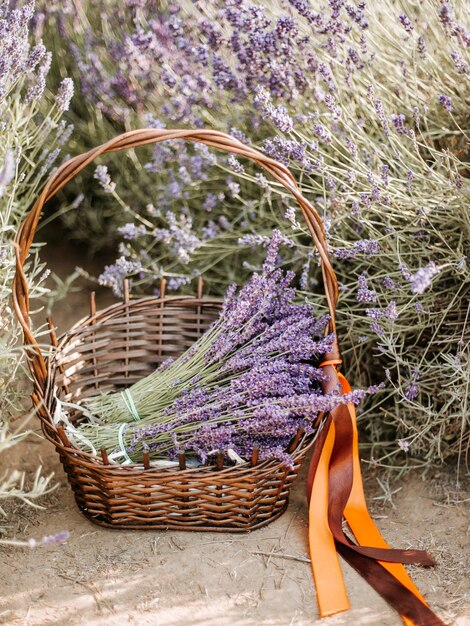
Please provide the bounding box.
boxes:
[13,128,340,384]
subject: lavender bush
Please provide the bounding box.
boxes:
[0,1,73,532]
[37,0,469,472]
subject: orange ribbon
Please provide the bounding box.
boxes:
[307,363,445,626]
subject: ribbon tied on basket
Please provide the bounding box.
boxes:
[307,354,446,626]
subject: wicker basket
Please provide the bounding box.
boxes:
[13,128,340,532]
[45,283,315,530]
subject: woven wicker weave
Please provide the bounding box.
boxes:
[46,285,314,530]
[13,129,340,531]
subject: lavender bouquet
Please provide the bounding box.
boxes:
[66,232,376,466]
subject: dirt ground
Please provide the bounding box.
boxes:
[1,439,469,626]
[1,248,469,626]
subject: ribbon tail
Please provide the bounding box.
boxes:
[338,372,426,603]
[308,418,349,616]
[335,542,447,626]
[307,358,446,626]
[333,372,446,626]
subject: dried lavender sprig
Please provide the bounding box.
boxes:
[82,232,330,424]
[75,381,373,464]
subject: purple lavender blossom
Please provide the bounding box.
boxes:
[365,307,383,322]
[398,14,413,33]
[451,50,469,74]
[118,223,147,240]
[369,321,384,336]
[345,138,358,159]
[374,99,390,136]
[218,215,232,231]
[94,165,115,193]
[407,170,414,193]
[226,176,240,196]
[398,263,412,281]
[203,192,224,212]
[391,113,408,136]
[324,94,341,119]
[284,205,301,230]
[227,154,245,174]
[397,439,410,452]
[438,94,453,112]
[153,211,202,264]
[408,262,439,294]
[167,276,192,291]
[98,257,143,296]
[380,165,390,187]
[417,36,426,57]
[55,77,74,112]
[439,3,470,47]
[334,239,380,260]
[262,137,310,168]
[312,123,332,144]
[405,379,419,401]
[28,531,70,548]
[356,273,378,303]
[201,220,221,239]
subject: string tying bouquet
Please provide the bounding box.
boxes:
[13,129,445,626]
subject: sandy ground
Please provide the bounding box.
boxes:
[1,440,469,626]
[1,246,469,626]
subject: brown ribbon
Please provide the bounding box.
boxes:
[307,362,446,626]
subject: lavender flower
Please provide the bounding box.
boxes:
[398,263,412,281]
[262,137,310,168]
[405,379,419,401]
[380,165,389,187]
[406,170,414,194]
[203,192,224,212]
[374,99,390,136]
[391,113,408,136]
[450,50,469,74]
[55,77,74,112]
[334,239,380,260]
[284,205,301,230]
[438,94,453,112]
[118,223,147,240]
[408,262,439,294]
[153,211,202,263]
[227,154,245,174]
[398,14,413,33]
[98,256,143,296]
[417,36,426,57]
[28,531,70,548]
[312,123,332,144]
[356,273,378,303]
[226,176,240,196]
[94,165,116,193]
[167,276,191,291]
[397,439,410,453]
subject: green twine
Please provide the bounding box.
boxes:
[121,388,141,422]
